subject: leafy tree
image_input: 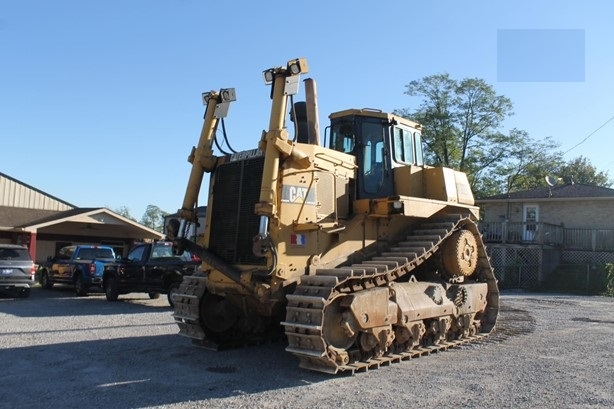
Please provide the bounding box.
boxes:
[113,206,137,221]
[473,139,612,197]
[140,205,169,233]
[555,156,613,187]
[395,73,514,177]
[395,73,612,196]
[474,130,564,196]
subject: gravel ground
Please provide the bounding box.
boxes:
[1,286,613,409]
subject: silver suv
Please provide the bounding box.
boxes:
[0,244,36,298]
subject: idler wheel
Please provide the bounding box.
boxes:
[322,296,358,349]
[443,229,478,277]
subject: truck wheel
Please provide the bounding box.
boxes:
[40,271,54,289]
[18,287,31,298]
[105,276,119,301]
[166,281,180,308]
[74,276,88,297]
[148,292,160,300]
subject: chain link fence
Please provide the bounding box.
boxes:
[486,244,614,292]
[488,246,543,289]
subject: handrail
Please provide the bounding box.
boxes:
[478,221,614,251]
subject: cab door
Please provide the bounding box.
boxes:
[144,244,170,288]
[53,246,74,284]
[358,120,394,199]
[329,115,396,200]
[122,245,148,284]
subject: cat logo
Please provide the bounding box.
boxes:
[281,185,316,205]
[229,148,263,162]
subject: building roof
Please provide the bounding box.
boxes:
[0,171,76,209]
[13,207,101,228]
[477,183,614,202]
[0,206,164,240]
[0,206,61,229]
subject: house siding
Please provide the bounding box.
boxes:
[477,184,614,290]
[480,199,614,230]
[540,200,614,229]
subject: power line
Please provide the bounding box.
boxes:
[562,114,614,155]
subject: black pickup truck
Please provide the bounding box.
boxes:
[102,241,200,307]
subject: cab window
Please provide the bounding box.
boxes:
[392,127,414,164]
[362,122,385,194]
[59,247,74,260]
[414,132,424,166]
[127,246,146,262]
[330,122,355,154]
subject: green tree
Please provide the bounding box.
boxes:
[396,73,613,197]
[395,73,514,178]
[555,156,613,187]
[140,205,169,233]
[473,140,612,198]
[113,206,137,221]
[476,131,564,196]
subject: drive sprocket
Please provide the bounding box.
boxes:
[442,229,478,277]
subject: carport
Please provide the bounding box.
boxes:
[0,207,164,263]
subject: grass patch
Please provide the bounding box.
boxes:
[605,264,614,297]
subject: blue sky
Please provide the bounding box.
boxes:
[2,0,613,218]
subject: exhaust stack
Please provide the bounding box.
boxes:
[304,78,320,145]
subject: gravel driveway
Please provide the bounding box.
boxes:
[1,286,613,409]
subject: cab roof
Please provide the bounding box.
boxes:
[329,108,422,130]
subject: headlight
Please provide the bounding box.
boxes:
[263,69,274,84]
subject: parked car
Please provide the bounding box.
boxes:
[103,241,200,307]
[39,245,117,296]
[0,244,36,298]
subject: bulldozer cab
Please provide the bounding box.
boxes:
[328,109,424,200]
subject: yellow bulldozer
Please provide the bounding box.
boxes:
[167,58,499,374]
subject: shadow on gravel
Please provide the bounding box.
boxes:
[0,291,556,408]
[0,286,171,318]
[0,333,332,408]
[489,304,537,342]
[571,317,614,324]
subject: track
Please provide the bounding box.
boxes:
[282,214,499,374]
[172,214,499,374]
[173,273,208,341]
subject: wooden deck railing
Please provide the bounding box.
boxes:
[478,221,614,251]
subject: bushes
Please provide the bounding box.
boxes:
[605,264,614,297]
[539,264,609,295]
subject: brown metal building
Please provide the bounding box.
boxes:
[0,172,164,264]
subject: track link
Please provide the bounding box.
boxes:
[173,273,208,341]
[282,214,499,374]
